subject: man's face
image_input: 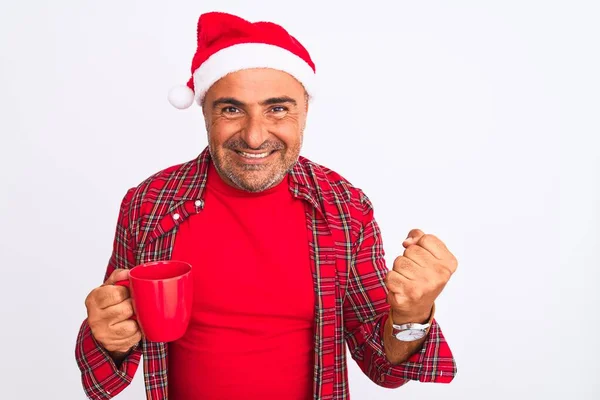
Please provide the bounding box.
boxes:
[202,68,308,192]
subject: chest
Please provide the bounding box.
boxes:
[171,190,315,321]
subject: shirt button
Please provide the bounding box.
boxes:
[195,200,202,207]
[379,375,385,383]
[173,213,180,221]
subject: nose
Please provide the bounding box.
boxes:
[240,114,269,149]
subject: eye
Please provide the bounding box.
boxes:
[270,106,288,114]
[222,106,241,114]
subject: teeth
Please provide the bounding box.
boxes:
[238,151,270,159]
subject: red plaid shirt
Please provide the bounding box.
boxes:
[75,147,456,399]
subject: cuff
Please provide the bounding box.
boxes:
[379,305,456,384]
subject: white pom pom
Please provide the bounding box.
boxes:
[168,85,195,109]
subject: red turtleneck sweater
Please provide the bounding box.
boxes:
[168,162,315,400]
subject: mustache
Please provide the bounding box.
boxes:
[224,138,285,151]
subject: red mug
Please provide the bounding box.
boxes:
[115,260,193,342]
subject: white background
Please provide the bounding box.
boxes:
[1,0,598,399]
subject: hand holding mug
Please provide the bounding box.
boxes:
[84,269,142,356]
[85,260,193,360]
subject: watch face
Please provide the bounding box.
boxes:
[395,329,426,341]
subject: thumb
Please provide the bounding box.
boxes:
[402,229,425,248]
[103,268,130,285]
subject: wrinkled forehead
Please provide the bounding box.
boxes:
[202,68,309,106]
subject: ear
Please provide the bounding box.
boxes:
[304,91,309,112]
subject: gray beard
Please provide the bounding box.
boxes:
[208,147,301,193]
[225,165,290,192]
[208,131,303,193]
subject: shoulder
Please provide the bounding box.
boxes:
[297,156,373,215]
[118,157,200,220]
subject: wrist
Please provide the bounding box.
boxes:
[108,350,129,363]
[107,342,139,365]
[390,304,435,325]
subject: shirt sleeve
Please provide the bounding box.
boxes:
[343,191,457,388]
[74,188,143,399]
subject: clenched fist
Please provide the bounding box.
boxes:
[385,229,458,324]
[84,269,141,358]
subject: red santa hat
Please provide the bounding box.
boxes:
[167,12,317,109]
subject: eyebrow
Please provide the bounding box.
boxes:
[211,96,297,109]
[212,97,245,109]
[260,96,297,106]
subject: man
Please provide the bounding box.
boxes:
[75,11,458,400]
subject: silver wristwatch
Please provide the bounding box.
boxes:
[391,322,431,342]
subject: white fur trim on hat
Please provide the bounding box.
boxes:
[192,43,316,105]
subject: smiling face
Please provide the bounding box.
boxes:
[202,68,309,192]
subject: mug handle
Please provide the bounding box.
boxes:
[115,279,137,320]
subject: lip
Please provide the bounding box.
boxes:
[232,149,278,164]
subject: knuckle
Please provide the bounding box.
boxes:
[384,277,391,291]
[106,304,130,323]
[115,304,127,319]
[387,290,397,304]
[118,301,134,319]
[107,288,119,301]
[106,268,124,283]
[450,257,459,271]
[84,292,94,309]
[110,268,122,278]
[432,277,445,291]
[442,266,453,280]
[99,337,111,349]
[104,342,118,352]
[393,256,409,270]
[127,321,139,336]
[88,318,99,330]
[419,234,432,245]
[111,288,126,304]
[91,328,107,343]
[436,263,452,279]
[385,270,396,287]
[435,265,454,281]
[113,325,126,338]
[409,229,421,238]
[131,331,142,345]
[106,288,127,307]
[124,298,134,312]
[88,315,106,333]
[421,233,437,244]
[88,323,100,338]
[385,281,395,294]
[86,287,103,308]
[114,324,133,338]
[95,288,112,306]
[405,244,420,257]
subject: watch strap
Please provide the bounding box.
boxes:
[389,302,436,335]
